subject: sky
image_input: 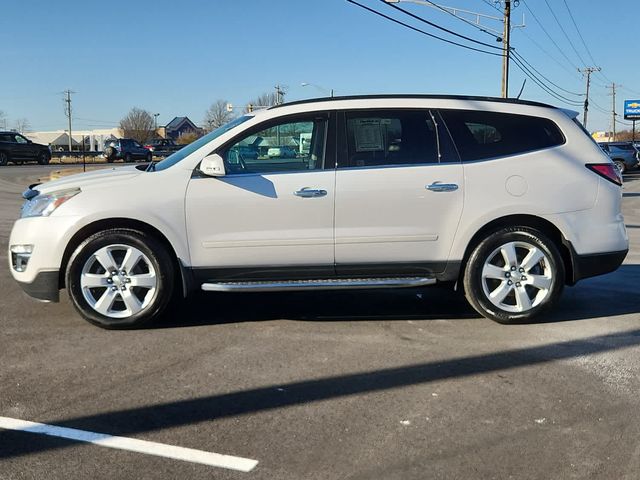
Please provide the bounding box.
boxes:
[0,0,638,133]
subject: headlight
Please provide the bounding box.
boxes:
[21,188,81,218]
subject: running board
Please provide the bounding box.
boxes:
[201,277,436,292]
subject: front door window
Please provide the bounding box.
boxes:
[223,118,327,174]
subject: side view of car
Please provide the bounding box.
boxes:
[143,138,183,154]
[8,95,628,329]
[598,141,639,173]
[0,131,51,166]
[103,138,152,163]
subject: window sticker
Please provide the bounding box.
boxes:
[353,118,384,152]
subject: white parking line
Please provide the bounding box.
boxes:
[0,416,258,472]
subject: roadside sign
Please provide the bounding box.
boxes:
[624,99,640,120]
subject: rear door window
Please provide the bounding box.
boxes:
[342,109,456,167]
[439,110,565,161]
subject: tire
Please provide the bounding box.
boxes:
[104,147,116,163]
[66,229,175,329]
[613,160,625,174]
[0,151,8,166]
[124,153,132,163]
[146,152,152,163]
[462,227,565,324]
[37,150,50,165]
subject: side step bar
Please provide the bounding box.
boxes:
[201,277,436,292]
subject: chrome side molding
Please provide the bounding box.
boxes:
[201,277,436,292]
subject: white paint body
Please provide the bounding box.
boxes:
[8,97,628,286]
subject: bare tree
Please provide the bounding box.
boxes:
[243,91,280,113]
[0,110,7,130]
[14,118,31,134]
[119,107,155,143]
[204,99,234,131]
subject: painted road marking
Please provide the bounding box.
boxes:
[0,416,258,472]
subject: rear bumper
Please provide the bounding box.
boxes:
[570,248,628,283]
[14,270,60,302]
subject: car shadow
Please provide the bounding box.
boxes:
[156,265,640,329]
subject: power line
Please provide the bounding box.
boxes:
[481,0,502,13]
[561,0,598,67]
[542,0,587,67]
[346,0,504,56]
[515,29,581,81]
[419,0,502,41]
[382,1,503,50]
[520,0,580,71]
[510,55,583,106]
[512,50,583,97]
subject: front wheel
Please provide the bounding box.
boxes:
[614,160,626,174]
[66,229,175,329]
[37,151,50,165]
[463,227,565,324]
[0,151,8,166]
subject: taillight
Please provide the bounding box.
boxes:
[586,163,622,186]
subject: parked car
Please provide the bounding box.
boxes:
[267,146,297,158]
[9,95,628,329]
[0,131,51,166]
[103,138,152,163]
[143,138,183,154]
[598,142,639,174]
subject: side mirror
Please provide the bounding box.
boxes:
[200,153,226,177]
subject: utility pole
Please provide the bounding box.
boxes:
[274,85,286,105]
[63,89,74,152]
[608,83,618,141]
[579,67,600,130]
[501,0,511,98]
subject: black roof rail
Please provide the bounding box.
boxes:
[268,94,558,110]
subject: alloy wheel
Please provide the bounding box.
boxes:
[481,241,553,313]
[80,244,157,318]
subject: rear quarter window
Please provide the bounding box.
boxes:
[440,110,565,162]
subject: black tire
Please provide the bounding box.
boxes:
[37,150,50,165]
[66,229,175,329]
[613,160,625,174]
[146,152,152,163]
[0,151,8,166]
[124,153,132,163]
[462,227,565,324]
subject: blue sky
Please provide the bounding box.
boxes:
[0,0,638,133]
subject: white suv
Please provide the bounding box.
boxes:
[8,95,628,328]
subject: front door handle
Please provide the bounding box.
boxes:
[294,187,327,198]
[426,182,459,192]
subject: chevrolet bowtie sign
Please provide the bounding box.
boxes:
[624,100,640,120]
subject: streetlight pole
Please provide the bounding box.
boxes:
[301,82,334,97]
[153,113,160,134]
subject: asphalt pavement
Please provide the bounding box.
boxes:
[0,164,639,479]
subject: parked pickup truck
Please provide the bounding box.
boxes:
[0,131,51,166]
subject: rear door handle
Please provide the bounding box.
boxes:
[294,187,327,198]
[426,182,458,192]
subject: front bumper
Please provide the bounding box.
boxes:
[14,270,60,302]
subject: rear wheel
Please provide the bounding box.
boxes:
[146,152,152,162]
[463,227,564,324]
[104,147,116,163]
[614,160,626,174]
[66,229,175,329]
[0,151,8,166]
[124,153,132,163]
[37,151,50,165]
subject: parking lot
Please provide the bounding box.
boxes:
[0,164,639,479]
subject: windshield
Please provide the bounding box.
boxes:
[152,115,253,171]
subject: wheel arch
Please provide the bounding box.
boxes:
[458,214,575,286]
[59,217,190,295]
